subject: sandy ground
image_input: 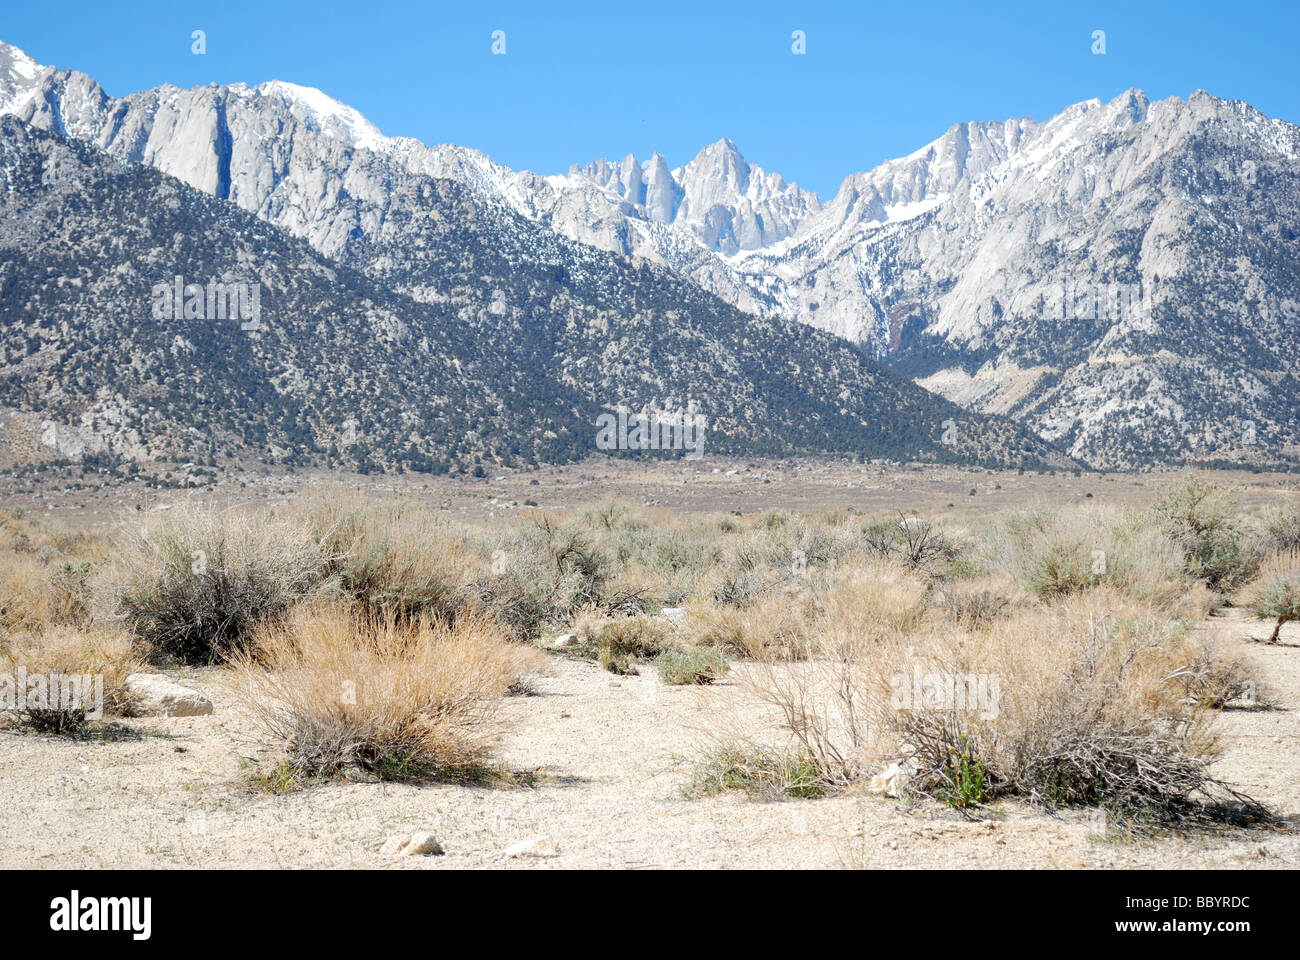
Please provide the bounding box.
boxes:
[1,614,1296,870]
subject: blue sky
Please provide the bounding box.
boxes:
[4,0,1297,198]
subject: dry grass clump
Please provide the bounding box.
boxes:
[714,586,1266,824]
[569,604,612,645]
[0,509,107,633]
[1166,634,1259,708]
[595,614,675,674]
[0,626,139,733]
[231,603,540,782]
[596,614,673,658]
[813,560,933,640]
[110,508,329,664]
[1,551,60,633]
[686,747,826,800]
[314,502,564,642]
[312,503,476,624]
[973,503,1207,613]
[688,559,931,660]
[688,587,815,659]
[1263,500,1300,557]
[937,581,1012,630]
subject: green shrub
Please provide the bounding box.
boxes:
[596,615,671,659]
[655,646,729,685]
[686,748,827,800]
[1151,476,1260,591]
[1027,542,1094,599]
[1251,557,1300,644]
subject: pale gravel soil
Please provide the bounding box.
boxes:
[1,616,1297,870]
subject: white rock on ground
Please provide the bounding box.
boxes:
[504,835,558,858]
[124,674,213,717]
[659,607,687,626]
[866,760,915,798]
[381,832,444,856]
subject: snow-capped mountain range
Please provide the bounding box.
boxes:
[2,38,1298,468]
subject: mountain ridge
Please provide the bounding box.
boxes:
[2,38,1297,469]
[0,113,1063,474]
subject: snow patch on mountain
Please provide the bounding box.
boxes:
[256,80,389,153]
[0,40,46,115]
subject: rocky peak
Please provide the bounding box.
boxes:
[643,150,679,223]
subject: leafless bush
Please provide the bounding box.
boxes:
[941,586,1009,630]
[110,508,330,664]
[0,627,139,733]
[1264,501,1300,557]
[891,514,960,573]
[723,588,1270,824]
[710,569,768,607]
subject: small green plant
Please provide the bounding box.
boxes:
[655,646,729,685]
[937,736,987,808]
[245,758,305,796]
[686,748,826,800]
[1027,543,1093,599]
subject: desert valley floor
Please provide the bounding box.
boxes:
[1,612,1297,870]
[2,460,1298,869]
